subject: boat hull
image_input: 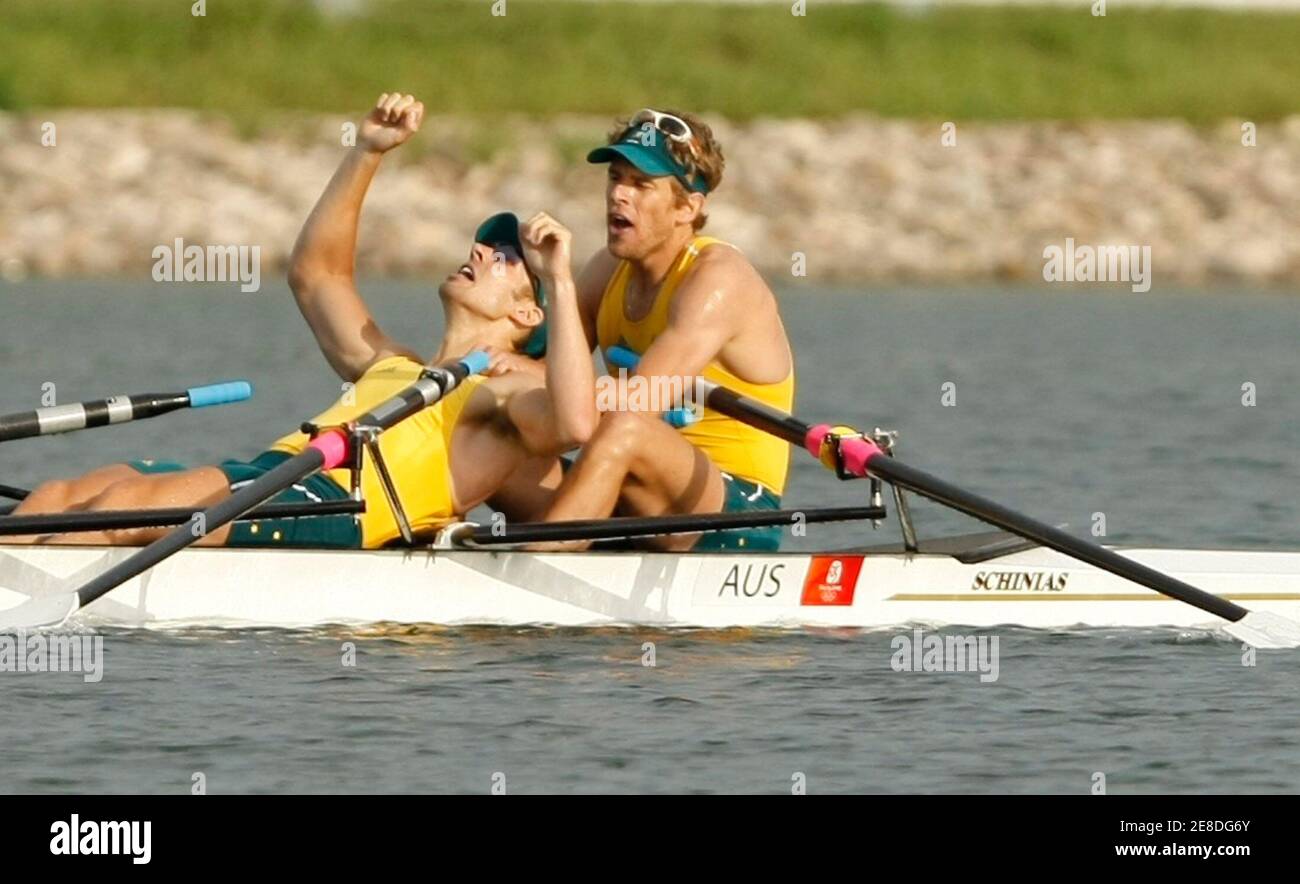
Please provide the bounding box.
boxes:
[3,537,1300,631]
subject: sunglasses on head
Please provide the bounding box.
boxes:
[630,108,695,148]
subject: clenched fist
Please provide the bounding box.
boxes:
[358,93,425,154]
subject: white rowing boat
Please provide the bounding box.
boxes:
[3,368,1300,646]
[3,531,1298,631]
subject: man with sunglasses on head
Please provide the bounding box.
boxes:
[527,109,796,551]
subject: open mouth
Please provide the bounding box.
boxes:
[456,263,476,281]
[608,212,633,233]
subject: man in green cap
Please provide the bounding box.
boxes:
[524,109,797,551]
[10,94,580,549]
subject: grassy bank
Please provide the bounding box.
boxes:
[1,0,1298,123]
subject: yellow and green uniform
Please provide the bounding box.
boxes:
[130,356,484,549]
[596,236,795,550]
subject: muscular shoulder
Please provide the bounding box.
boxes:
[698,241,767,286]
[671,242,770,319]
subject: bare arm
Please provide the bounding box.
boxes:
[287,94,425,382]
[517,213,601,446]
[618,251,744,411]
[502,382,582,458]
[574,248,619,351]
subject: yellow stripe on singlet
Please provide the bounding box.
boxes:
[595,236,795,494]
[269,355,484,548]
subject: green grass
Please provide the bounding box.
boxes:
[1,0,1297,123]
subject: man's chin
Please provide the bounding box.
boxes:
[438,276,472,300]
[606,236,638,259]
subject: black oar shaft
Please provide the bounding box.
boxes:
[0,483,30,502]
[0,382,250,443]
[0,393,181,442]
[463,505,886,545]
[0,500,364,536]
[872,457,1246,623]
[701,384,807,445]
[697,379,1250,626]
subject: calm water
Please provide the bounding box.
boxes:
[1,280,1298,793]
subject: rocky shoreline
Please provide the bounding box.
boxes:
[2,111,1297,287]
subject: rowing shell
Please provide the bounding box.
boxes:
[2,532,1298,631]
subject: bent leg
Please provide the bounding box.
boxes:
[536,411,725,551]
[8,466,233,546]
[13,464,142,516]
[488,455,564,523]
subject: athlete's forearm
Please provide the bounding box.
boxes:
[288,148,384,286]
[543,273,599,444]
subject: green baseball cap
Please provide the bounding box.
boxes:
[587,126,710,195]
[473,212,548,358]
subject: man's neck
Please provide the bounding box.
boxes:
[433,315,513,365]
[628,227,695,294]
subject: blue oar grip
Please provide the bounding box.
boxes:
[605,345,639,370]
[603,346,696,427]
[664,408,698,428]
[187,381,253,408]
[459,351,491,376]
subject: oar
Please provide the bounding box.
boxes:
[0,499,364,536]
[0,483,29,502]
[447,503,885,546]
[0,353,488,631]
[604,346,697,427]
[696,379,1300,649]
[0,381,253,443]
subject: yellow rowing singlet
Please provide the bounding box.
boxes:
[269,355,485,547]
[596,237,795,494]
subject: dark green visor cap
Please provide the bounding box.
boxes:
[473,212,548,358]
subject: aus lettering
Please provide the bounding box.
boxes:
[718,563,785,598]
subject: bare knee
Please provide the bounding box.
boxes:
[14,479,76,514]
[78,463,141,488]
[14,464,140,515]
[66,476,203,545]
[82,478,155,513]
[588,411,654,462]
